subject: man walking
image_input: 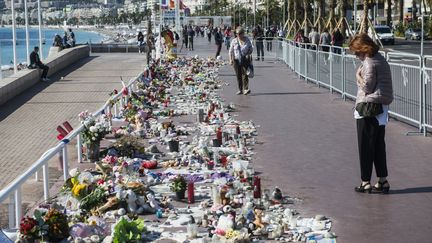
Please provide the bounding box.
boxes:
[29,46,50,82]
[253,25,265,61]
[214,27,223,58]
[188,26,195,51]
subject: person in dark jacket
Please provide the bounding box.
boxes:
[29,46,49,81]
[253,25,264,61]
[187,26,195,51]
[214,27,223,58]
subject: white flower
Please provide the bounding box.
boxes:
[92,137,96,141]
[89,126,98,133]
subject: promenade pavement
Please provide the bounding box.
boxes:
[0,53,146,189]
[1,36,431,242]
[183,37,432,242]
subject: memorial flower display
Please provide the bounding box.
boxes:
[11,57,336,243]
[79,112,111,145]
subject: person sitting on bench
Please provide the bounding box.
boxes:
[29,46,50,82]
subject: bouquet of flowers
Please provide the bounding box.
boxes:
[79,111,111,145]
[18,208,70,242]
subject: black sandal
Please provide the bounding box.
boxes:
[373,180,390,194]
[355,182,372,193]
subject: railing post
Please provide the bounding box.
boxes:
[330,48,333,93]
[305,45,308,81]
[316,47,320,85]
[43,164,49,200]
[422,58,427,136]
[126,44,129,53]
[342,49,346,100]
[62,144,68,181]
[9,194,15,229]
[114,102,118,117]
[77,133,83,163]
[15,187,22,229]
[35,169,40,181]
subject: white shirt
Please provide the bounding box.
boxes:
[229,37,253,61]
[354,104,389,126]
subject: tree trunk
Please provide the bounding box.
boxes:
[387,0,392,27]
[338,0,347,37]
[294,1,298,23]
[399,0,404,23]
[329,0,335,21]
[304,0,309,33]
[413,0,417,21]
[361,0,369,33]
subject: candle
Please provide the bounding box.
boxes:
[253,176,261,199]
[188,181,195,204]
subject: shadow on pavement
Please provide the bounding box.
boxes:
[250,91,324,96]
[389,186,432,194]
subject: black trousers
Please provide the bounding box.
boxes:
[188,37,194,50]
[215,44,222,58]
[37,64,49,79]
[266,40,272,51]
[357,117,388,181]
[233,60,249,92]
[255,40,264,58]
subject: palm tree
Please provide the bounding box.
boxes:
[360,0,371,33]
[329,0,336,21]
[399,0,404,23]
[386,0,392,27]
[303,0,310,32]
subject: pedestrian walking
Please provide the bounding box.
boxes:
[188,26,195,51]
[224,27,232,50]
[29,46,50,82]
[180,26,188,52]
[265,27,274,52]
[214,27,223,58]
[137,31,145,53]
[331,28,344,54]
[349,33,393,194]
[308,28,320,50]
[229,27,253,95]
[320,28,331,51]
[253,25,264,61]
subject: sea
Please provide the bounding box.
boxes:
[0,27,104,67]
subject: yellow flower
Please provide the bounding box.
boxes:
[72,183,87,198]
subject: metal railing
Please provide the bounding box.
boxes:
[269,39,431,135]
[0,71,144,229]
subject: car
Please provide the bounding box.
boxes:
[374,25,395,45]
[404,28,427,40]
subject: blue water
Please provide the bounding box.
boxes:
[0,28,104,65]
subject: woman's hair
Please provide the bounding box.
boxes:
[349,33,379,57]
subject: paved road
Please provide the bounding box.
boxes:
[0,53,145,189]
[189,37,432,242]
[385,38,432,55]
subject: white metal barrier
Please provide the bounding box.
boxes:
[0,71,144,229]
[276,40,431,135]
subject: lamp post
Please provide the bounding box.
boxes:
[24,0,30,65]
[253,0,256,28]
[266,0,269,29]
[11,0,18,73]
[37,0,43,60]
[354,0,357,33]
